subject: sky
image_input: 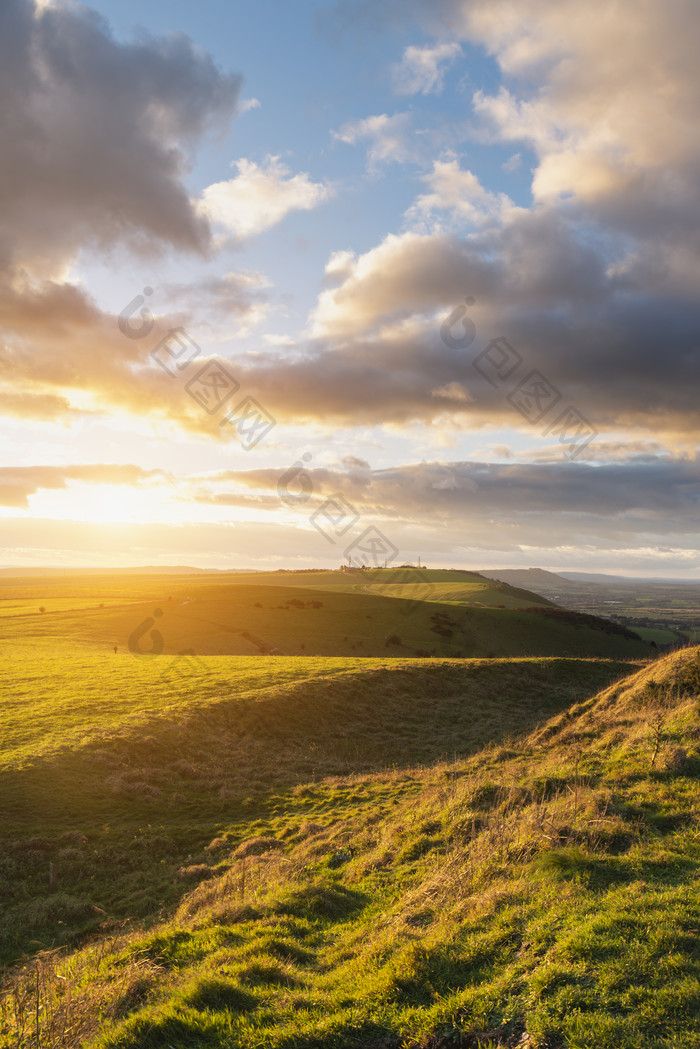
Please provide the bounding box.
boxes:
[1,0,699,576]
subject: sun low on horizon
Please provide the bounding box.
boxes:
[0,0,698,579]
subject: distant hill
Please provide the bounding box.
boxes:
[0,565,257,576]
[560,570,700,583]
[1,568,652,660]
[481,567,572,589]
[483,568,700,586]
[222,567,554,611]
[558,570,632,582]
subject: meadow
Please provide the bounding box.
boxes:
[4,570,700,1047]
[0,567,651,661]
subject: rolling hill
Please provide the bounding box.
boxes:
[0,569,652,660]
[1,643,699,1047]
[481,568,574,590]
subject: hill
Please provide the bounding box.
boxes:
[481,568,574,590]
[0,653,640,960]
[0,570,652,661]
[1,645,699,1047]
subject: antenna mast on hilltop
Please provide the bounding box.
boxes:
[418,555,421,568]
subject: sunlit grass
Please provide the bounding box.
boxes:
[1,648,699,1048]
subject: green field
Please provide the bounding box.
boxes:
[0,568,652,662]
[0,642,639,959]
[6,570,700,1048]
[630,625,680,645]
[485,569,700,646]
[220,569,555,611]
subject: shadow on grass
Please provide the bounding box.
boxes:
[0,659,636,965]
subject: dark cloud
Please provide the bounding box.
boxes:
[294,0,700,442]
[0,0,252,436]
[0,463,161,508]
[0,0,241,272]
[2,455,699,571]
[159,271,269,328]
[198,455,700,530]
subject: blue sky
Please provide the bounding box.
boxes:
[1,0,698,575]
[83,0,530,326]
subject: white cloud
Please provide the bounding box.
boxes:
[238,97,261,114]
[332,112,413,168]
[466,0,700,226]
[405,158,513,227]
[199,155,332,240]
[263,333,296,347]
[502,152,522,173]
[392,41,461,95]
[323,249,357,286]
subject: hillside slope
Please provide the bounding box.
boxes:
[0,653,637,961]
[482,568,573,590]
[223,568,555,611]
[3,648,700,1047]
[1,569,653,660]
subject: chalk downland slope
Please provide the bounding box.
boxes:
[3,648,700,1047]
[0,568,652,660]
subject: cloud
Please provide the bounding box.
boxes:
[405,158,513,227]
[190,455,700,559]
[392,41,461,95]
[199,155,333,240]
[0,0,241,275]
[160,271,270,334]
[464,0,700,261]
[309,230,481,339]
[328,0,700,276]
[0,463,160,508]
[11,454,697,532]
[286,0,700,445]
[308,214,608,341]
[3,454,699,573]
[0,0,258,436]
[502,152,522,173]
[0,278,218,437]
[206,202,696,441]
[332,112,414,168]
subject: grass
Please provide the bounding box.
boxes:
[0,635,638,964]
[630,626,679,645]
[6,569,698,1048]
[238,568,555,610]
[0,569,653,662]
[2,645,700,1047]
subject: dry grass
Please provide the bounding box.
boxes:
[2,647,700,1048]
